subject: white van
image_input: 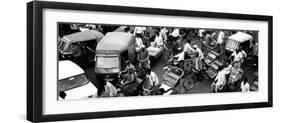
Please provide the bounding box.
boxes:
[58,60,98,100]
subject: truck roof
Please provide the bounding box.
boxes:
[96,32,134,53]
[62,30,104,43]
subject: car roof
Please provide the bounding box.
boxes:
[62,30,104,43]
[59,60,84,80]
[228,31,253,42]
[96,32,134,52]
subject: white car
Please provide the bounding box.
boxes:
[58,60,98,100]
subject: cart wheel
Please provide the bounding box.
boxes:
[182,77,195,90]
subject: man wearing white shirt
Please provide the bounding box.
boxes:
[240,78,250,92]
[135,34,145,52]
[231,48,247,64]
[217,31,225,44]
[160,28,168,44]
[193,45,204,60]
[198,29,205,38]
[174,51,185,61]
[146,69,160,87]
[154,31,164,48]
[171,28,180,38]
[183,40,196,53]
[211,67,230,92]
[231,49,242,62]
[134,26,146,35]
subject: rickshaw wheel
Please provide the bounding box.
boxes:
[182,77,195,90]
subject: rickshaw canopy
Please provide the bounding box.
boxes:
[96,32,134,53]
[62,30,104,43]
[228,32,253,43]
[59,60,84,80]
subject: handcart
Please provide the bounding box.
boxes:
[158,66,184,95]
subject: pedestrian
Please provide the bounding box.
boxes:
[183,40,196,53]
[183,39,196,59]
[251,41,258,66]
[193,45,204,60]
[119,69,138,96]
[228,62,244,89]
[240,78,250,92]
[153,31,164,48]
[137,47,150,69]
[146,69,160,88]
[173,50,185,68]
[135,33,145,52]
[171,28,180,38]
[217,30,225,44]
[230,49,241,62]
[198,29,205,39]
[192,53,203,81]
[124,26,132,34]
[211,66,229,93]
[204,31,214,45]
[143,27,154,47]
[142,69,160,95]
[119,61,136,78]
[161,28,168,45]
[134,26,146,36]
[135,61,146,79]
[99,76,118,97]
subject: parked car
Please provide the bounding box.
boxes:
[58,60,98,100]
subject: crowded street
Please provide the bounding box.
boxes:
[57,23,259,100]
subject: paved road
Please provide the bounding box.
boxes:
[77,42,258,96]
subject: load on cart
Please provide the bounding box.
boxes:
[158,66,184,95]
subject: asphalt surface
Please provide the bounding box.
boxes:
[79,50,258,96]
[75,37,258,96]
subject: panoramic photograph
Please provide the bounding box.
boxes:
[57,23,259,100]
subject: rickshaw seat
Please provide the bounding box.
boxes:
[163,72,180,87]
[204,51,220,65]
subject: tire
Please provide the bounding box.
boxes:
[181,76,195,90]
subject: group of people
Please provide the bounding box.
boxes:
[211,45,258,93]
[97,60,161,97]
[197,29,258,93]
[97,26,258,97]
[97,27,186,97]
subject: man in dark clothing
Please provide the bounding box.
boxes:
[137,47,150,69]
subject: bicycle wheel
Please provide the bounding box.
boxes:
[182,76,195,90]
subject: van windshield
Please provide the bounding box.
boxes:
[59,41,71,52]
[96,56,120,69]
[58,74,89,92]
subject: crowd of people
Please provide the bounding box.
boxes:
[90,26,259,97]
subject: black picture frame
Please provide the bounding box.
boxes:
[27,1,273,122]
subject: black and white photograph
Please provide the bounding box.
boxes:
[24,1,273,122]
[57,23,259,100]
